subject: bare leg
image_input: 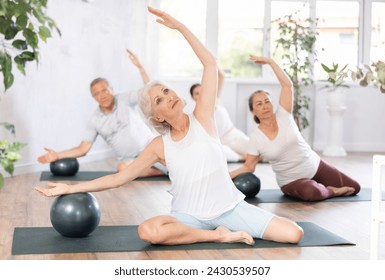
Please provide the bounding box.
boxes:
[138,215,255,245]
[262,216,304,244]
[117,160,164,177]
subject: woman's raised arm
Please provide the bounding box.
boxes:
[148,6,218,133]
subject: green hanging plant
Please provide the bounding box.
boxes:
[0,0,60,188]
[0,0,61,91]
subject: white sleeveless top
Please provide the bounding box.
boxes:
[162,114,245,220]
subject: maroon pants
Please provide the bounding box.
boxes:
[280,160,361,201]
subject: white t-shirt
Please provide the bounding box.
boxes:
[163,114,245,220]
[248,105,320,187]
[82,92,155,160]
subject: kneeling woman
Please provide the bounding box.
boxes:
[231,56,361,202]
[35,7,303,246]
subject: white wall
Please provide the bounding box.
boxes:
[0,0,150,175]
[1,0,385,177]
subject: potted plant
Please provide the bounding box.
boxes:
[319,62,351,157]
[0,0,59,187]
[320,63,350,108]
[273,11,319,131]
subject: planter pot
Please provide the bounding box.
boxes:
[322,90,347,157]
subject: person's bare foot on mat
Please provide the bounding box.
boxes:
[327,186,355,197]
[215,226,255,245]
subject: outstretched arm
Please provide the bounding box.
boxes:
[229,154,260,179]
[126,49,150,84]
[250,55,293,113]
[148,6,218,134]
[37,141,93,163]
[35,137,164,197]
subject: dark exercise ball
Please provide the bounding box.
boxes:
[233,172,261,198]
[50,158,79,176]
[50,192,101,237]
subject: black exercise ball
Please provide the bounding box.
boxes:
[233,172,261,198]
[50,158,79,176]
[50,192,101,237]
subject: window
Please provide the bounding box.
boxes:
[218,0,265,78]
[154,0,381,79]
[315,1,360,79]
[270,1,310,65]
[370,1,385,62]
[158,0,207,77]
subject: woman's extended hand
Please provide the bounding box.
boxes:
[35,182,71,197]
[37,147,59,163]
[249,55,273,65]
[147,6,183,30]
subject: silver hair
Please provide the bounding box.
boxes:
[90,77,111,91]
[138,80,171,135]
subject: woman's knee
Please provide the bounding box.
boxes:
[286,223,304,243]
[263,216,304,244]
[138,220,158,243]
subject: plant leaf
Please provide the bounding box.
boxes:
[4,23,19,39]
[0,174,4,189]
[23,28,39,49]
[0,122,16,135]
[11,39,28,50]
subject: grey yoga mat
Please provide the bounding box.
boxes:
[39,171,170,181]
[12,222,354,255]
[246,188,383,203]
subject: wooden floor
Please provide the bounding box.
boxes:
[1,152,384,260]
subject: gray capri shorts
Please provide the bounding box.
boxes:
[170,200,274,239]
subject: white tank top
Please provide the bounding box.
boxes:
[163,114,245,220]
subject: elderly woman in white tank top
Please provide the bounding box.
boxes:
[189,67,250,162]
[230,56,360,201]
[35,7,303,246]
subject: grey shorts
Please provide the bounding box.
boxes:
[170,201,274,238]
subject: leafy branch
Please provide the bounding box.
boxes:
[0,122,26,188]
[0,0,61,91]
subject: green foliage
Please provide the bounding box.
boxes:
[0,1,58,187]
[320,60,385,94]
[0,0,60,91]
[273,11,318,131]
[0,122,26,188]
[320,63,350,91]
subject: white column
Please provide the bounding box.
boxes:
[323,91,347,156]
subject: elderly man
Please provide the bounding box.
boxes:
[37,50,166,176]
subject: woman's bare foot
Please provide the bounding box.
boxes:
[215,226,255,245]
[327,186,355,197]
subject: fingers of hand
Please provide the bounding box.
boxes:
[35,186,52,197]
[47,182,58,188]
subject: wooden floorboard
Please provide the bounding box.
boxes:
[1,152,384,260]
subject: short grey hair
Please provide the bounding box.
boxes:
[90,77,111,91]
[138,80,171,135]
